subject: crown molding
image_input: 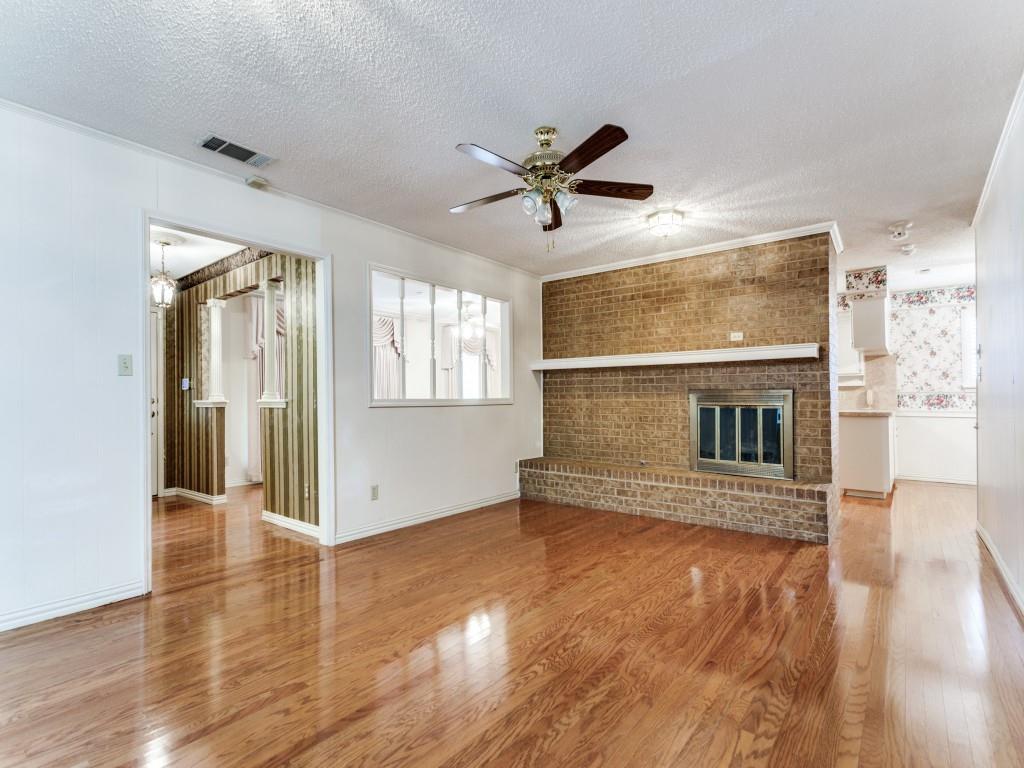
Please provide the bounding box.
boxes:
[973,66,1024,226]
[540,221,843,282]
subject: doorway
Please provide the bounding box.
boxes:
[144,218,336,594]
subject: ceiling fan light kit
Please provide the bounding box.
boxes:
[521,188,543,215]
[450,124,654,234]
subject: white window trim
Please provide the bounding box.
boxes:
[367,264,514,407]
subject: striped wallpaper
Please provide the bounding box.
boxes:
[164,251,319,525]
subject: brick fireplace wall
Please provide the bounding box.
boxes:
[522,232,838,542]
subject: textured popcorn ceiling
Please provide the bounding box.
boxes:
[2,1,1022,277]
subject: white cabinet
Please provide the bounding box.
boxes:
[839,413,895,498]
[837,311,865,387]
[850,293,891,355]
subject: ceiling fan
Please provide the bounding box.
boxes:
[449,125,654,232]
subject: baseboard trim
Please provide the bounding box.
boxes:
[978,523,1024,623]
[226,479,262,489]
[261,510,319,539]
[895,474,976,486]
[336,491,520,545]
[162,487,227,505]
[0,580,146,633]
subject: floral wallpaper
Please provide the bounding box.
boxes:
[845,266,887,291]
[837,292,878,311]
[891,284,975,308]
[890,285,976,412]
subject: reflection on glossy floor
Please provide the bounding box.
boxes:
[2,482,1023,766]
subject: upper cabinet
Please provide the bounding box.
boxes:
[840,267,892,357]
[837,309,865,387]
[848,291,892,355]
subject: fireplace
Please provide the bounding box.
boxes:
[689,390,794,480]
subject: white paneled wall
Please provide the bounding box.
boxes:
[895,414,977,485]
[974,70,1024,615]
[0,102,543,631]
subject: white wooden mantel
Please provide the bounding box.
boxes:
[529,343,819,371]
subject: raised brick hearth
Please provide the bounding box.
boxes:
[519,458,833,543]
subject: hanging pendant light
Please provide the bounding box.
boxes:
[150,241,176,308]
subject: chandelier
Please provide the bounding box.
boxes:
[150,240,176,308]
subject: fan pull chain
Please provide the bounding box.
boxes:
[546,234,556,253]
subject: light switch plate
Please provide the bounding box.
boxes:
[729,331,744,341]
[117,354,133,376]
[181,378,190,391]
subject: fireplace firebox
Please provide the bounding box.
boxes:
[688,390,794,480]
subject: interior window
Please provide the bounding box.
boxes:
[460,292,484,399]
[485,297,510,399]
[371,272,402,400]
[371,269,512,404]
[402,279,431,399]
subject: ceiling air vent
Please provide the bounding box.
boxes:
[198,134,274,168]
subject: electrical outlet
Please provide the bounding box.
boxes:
[117,354,133,376]
[729,331,744,342]
[370,484,379,501]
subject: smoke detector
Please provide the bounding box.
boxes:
[888,221,913,241]
[900,243,917,255]
[198,134,274,168]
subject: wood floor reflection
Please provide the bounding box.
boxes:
[2,482,1023,766]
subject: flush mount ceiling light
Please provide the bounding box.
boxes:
[449,125,654,233]
[647,209,684,237]
[888,220,913,241]
[150,240,176,308]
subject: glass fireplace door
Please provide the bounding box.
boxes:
[689,391,794,480]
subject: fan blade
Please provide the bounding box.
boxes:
[558,124,628,174]
[543,200,562,232]
[574,179,654,200]
[449,189,524,214]
[456,143,529,175]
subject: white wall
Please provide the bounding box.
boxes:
[0,101,543,631]
[222,297,250,487]
[895,413,977,485]
[974,71,1024,614]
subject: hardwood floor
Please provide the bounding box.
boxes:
[2,482,1023,766]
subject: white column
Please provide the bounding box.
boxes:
[207,299,227,401]
[258,279,286,408]
[196,299,228,408]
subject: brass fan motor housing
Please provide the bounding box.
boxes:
[523,126,565,170]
